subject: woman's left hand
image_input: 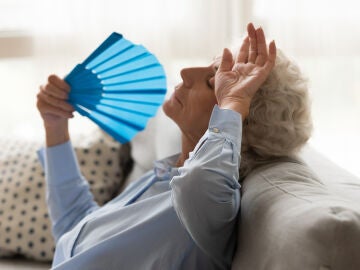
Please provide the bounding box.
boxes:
[215,23,276,118]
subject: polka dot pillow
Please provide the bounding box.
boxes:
[0,130,131,261]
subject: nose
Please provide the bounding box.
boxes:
[180,66,213,88]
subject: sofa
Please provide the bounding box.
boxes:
[1,110,359,269]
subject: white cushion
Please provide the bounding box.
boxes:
[0,130,127,261]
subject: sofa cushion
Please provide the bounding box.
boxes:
[0,130,128,261]
[232,152,360,270]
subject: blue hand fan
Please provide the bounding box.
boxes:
[65,33,167,143]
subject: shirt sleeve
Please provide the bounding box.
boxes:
[170,105,242,270]
[37,141,99,242]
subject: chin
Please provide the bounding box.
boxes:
[162,98,173,115]
[162,99,178,123]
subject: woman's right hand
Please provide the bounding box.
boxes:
[36,75,74,146]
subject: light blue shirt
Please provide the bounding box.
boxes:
[38,105,242,270]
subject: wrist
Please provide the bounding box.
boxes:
[44,123,70,147]
[218,101,249,119]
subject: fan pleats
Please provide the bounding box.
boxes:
[65,33,167,143]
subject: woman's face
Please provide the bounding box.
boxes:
[163,60,220,140]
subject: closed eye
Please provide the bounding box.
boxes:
[207,76,215,90]
[206,63,218,89]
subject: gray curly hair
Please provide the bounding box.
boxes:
[239,49,313,179]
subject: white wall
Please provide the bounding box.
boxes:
[0,0,359,177]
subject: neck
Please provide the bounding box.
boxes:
[176,133,199,167]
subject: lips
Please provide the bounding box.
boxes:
[172,85,183,106]
[173,92,182,105]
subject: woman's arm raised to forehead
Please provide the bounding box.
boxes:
[170,105,242,269]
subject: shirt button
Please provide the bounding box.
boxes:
[212,127,220,133]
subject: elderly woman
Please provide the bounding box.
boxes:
[36,23,311,270]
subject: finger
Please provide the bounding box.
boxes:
[39,101,74,118]
[41,84,68,100]
[218,48,234,72]
[255,27,268,66]
[247,23,257,63]
[38,91,74,112]
[48,74,71,92]
[263,40,277,73]
[237,36,250,63]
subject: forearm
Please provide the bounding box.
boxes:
[171,126,241,229]
[48,177,99,242]
[172,138,241,224]
[38,141,99,241]
[170,106,241,268]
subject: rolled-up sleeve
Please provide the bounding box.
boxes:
[38,141,99,242]
[170,105,242,269]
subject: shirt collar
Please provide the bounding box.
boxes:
[153,153,180,180]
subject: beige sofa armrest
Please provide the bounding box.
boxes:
[232,145,360,270]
